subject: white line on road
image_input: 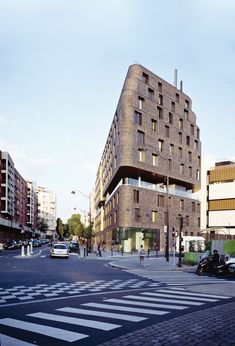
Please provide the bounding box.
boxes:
[105,298,187,310]
[0,333,38,346]
[141,292,218,302]
[28,312,121,331]
[58,307,147,322]
[156,289,231,299]
[83,302,169,315]
[0,318,88,342]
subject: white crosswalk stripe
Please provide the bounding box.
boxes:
[0,288,232,345]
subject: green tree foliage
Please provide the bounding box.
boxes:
[56,218,64,238]
[67,214,84,238]
[37,217,49,233]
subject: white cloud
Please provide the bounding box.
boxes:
[0,116,6,124]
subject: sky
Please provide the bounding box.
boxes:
[0,0,235,222]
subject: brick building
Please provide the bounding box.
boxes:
[94,64,201,253]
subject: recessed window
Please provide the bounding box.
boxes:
[168,159,172,171]
[180,199,184,211]
[190,124,194,135]
[194,140,199,150]
[134,190,139,203]
[138,96,145,110]
[176,93,179,102]
[158,139,164,152]
[142,72,149,84]
[152,154,158,166]
[171,101,175,112]
[135,208,141,220]
[148,88,154,101]
[134,111,142,126]
[192,201,196,212]
[158,82,162,93]
[137,130,145,145]
[158,94,163,106]
[188,151,192,162]
[189,166,192,177]
[197,128,200,139]
[185,99,190,109]
[152,210,158,223]
[179,118,183,129]
[186,135,190,146]
[179,132,182,144]
[170,144,174,155]
[151,119,157,131]
[158,195,164,207]
[169,112,173,124]
[138,149,146,162]
[184,109,189,119]
[180,163,184,174]
[179,147,182,158]
[157,106,163,120]
[165,125,170,138]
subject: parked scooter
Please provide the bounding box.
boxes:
[196,250,227,275]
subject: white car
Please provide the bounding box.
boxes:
[50,243,69,258]
[225,252,235,273]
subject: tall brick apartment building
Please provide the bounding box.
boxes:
[94,64,201,253]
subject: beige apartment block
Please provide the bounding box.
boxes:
[94,64,201,252]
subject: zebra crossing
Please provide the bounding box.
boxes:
[0,287,231,345]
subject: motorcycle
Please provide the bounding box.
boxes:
[196,250,228,276]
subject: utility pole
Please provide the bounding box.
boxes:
[178,216,183,267]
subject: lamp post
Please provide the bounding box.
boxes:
[71,190,91,255]
[141,144,170,262]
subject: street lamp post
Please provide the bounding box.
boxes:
[71,190,91,255]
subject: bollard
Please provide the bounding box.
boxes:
[26,244,30,256]
[21,245,25,257]
[83,246,86,258]
[111,246,113,257]
[30,241,33,255]
[147,249,150,258]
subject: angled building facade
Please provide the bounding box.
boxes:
[94,64,201,252]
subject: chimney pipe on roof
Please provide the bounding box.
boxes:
[180,80,183,92]
[174,69,178,88]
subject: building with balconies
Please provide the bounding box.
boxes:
[94,64,201,253]
[36,186,56,238]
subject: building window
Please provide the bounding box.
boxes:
[179,147,182,158]
[158,82,162,92]
[158,94,163,105]
[138,149,146,162]
[134,190,139,203]
[180,199,184,211]
[185,99,190,109]
[179,132,182,144]
[185,215,189,226]
[197,169,200,180]
[158,195,164,207]
[138,96,145,110]
[148,88,154,101]
[169,112,173,124]
[142,72,149,84]
[151,210,158,223]
[171,101,175,112]
[137,130,145,145]
[184,109,189,119]
[134,111,142,126]
[176,93,179,102]
[151,119,157,131]
[179,118,183,129]
[157,106,163,120]
[190,124,194,135]
[165,125,170,137]
[180,163,184,174]
[186,135,190,146]
[198,217,200,228]
[114,210,117,223]
[152,154,158,166]
[192,201,196,212]
[189,166,192,177]
[194,140,199,150]
[170,144,174,155]
[168,159,172,171]
[135,208,141,220]
[197,128,200,139]
[158,139,164,152]
[188,151,192,162]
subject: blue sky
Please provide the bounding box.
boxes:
[0,0,235,222]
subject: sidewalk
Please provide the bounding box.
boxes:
[96,252,235,346]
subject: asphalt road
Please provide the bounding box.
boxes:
[0,246,234,345]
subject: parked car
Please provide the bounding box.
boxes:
[69,241,80,254]
[32,239,41,247]
[226,252,235,274]
[4,240,18,250]
[50,243,69,258]
[15,240,23,249]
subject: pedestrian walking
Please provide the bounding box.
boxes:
[96,242,102,257]
[139,245,145,266]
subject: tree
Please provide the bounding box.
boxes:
[67,214,84,238]
[37,217,49,234]
[56,218,64,238]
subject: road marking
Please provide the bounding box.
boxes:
[83,303,169,315]
[141,292,218,302]
[0,333,38,346]
[137,293,204,305]
[105,298,187,310]
[28,312,121,331]
[157,289,231,299]
[0,318,88,342]
[57,307,147,321]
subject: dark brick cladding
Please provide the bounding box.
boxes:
[94,64,201,251]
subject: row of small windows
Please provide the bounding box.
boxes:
[137,130,199,151]
[142,72,190,109]
[134,189,200,212]
[134,110,199,138]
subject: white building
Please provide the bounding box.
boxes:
[36,186,56,237]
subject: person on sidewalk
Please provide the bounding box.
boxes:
[139,245,145,266]
[96,242,102,257]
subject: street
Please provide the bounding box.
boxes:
[0,245,235,345]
